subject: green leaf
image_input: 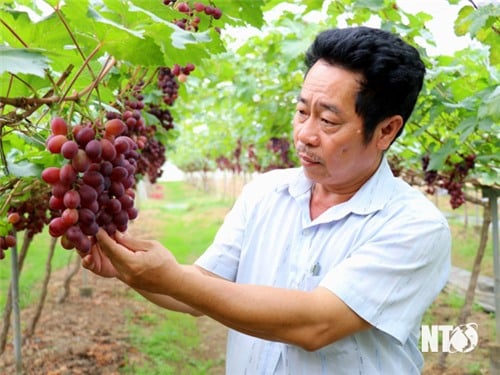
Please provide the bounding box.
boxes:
[303,0,325,13]
[0,47,50,77]
[467,4,499,37]
[428,139,457,170]
[454,5,474,36]
[216,0,265,28]
[455,117,476,142]
[354,0,385,11]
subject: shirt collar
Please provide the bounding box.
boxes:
[347,156,396,215]
[278,157,396,222]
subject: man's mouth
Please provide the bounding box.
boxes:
[298,152,321,165]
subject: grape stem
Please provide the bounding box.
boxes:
[0,19,28,48]
[54,5,98,80]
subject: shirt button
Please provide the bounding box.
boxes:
[303,229,310,236]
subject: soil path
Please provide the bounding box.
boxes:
[0,205,228,375]
[0,264,227,375]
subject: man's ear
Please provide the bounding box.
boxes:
[376,115,403,151]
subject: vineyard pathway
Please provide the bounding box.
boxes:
[0,214,227,375]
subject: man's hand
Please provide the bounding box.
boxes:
[80,239,120,278]
[84,229,182,293]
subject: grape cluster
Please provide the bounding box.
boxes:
[216,156,233,171]
[164,1,222,31]
[247,144,261,172]
[106,84,168,183]
[0,234,16,259]
[42,117,139,253]
[148,104,174,131]
[7,189,55,237]
[265,137,295,171]
[421,154,476,209]
[137,135,167,183]
[157,64,195,106]
[421,155,438,194]
[0,181,55,260]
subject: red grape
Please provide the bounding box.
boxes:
[50,117,68,136]
[78,208,96,225]
[47,134,68,153]
[83,170,104,188]
[5,235,16,248]
[61,208,79,226]
[85,139,102,161]
[79,184,98,207]
[51,182,69,199]
[63,189,80,209]
[105,119,127,136]
[59,164,77,185]
[7,212,21,224]
[41,167,60,184]
[100,138,117,161]
[75,126,96,147]
[61,140,79,159]
[72,149,91,172]
[49,217,67,237]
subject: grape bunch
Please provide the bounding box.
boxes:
[157,64,195,106]
[421,153,476,209]
[0,234,16,260]
[137,135,166,183]
[148,104,174,131]
[247,144,261,172]
[41,117,139,253]
[106,85,167,183]
[0,180,55,260]
[164,1,223,32]
[444,154,476,209]
[421,155,438,194]
[8,189,55,237]
[265,137,295,171]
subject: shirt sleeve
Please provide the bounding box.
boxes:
[319,211,451,345]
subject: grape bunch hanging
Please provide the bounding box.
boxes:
[0,235,16,260]
[163,1,223,31]
[421,153,476,209]
[41,117,139,253]
[0,180,56,259]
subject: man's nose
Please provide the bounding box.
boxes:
[296,116,320,147]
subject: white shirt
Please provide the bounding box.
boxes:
[195,157,451,374]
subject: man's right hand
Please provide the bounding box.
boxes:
[80,239,120,278]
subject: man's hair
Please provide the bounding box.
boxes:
[305,26,426,144]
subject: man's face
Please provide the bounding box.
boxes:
[293,60,384,193]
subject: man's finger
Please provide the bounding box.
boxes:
[95,228,134,263]
[114,231,151,251]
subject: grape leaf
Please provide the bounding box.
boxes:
[0,47,50,77]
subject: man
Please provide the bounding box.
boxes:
[82,27,451,374]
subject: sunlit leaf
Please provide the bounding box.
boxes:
[0,47,50,77]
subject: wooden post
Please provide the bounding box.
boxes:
[482,186,500,374]
[10,239,22,374]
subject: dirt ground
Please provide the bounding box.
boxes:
[0,265,227,375]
